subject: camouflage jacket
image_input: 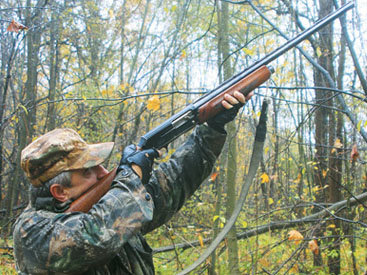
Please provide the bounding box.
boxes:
[13,125,226,274]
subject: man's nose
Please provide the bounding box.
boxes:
[95,165,109,180]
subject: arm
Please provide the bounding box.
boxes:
[140,91,248,233]
[13,166,153,273]
[141,124,226,234]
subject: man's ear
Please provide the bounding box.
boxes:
[49,184,69,202]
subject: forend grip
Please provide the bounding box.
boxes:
[65,167,117,213]
[197,65,273,124]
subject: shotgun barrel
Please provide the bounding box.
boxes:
[138,1,354,150]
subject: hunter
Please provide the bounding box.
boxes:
[13,91,251,274]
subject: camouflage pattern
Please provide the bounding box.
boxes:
[13,125,226,274]
[21,128,114,187]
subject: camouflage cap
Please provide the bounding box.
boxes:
[21,128,114,187]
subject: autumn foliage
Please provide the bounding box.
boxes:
[6,20,28,33]
[1,0,367,274]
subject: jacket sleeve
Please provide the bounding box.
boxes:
[13,166,153,274]
[142,124,226,234]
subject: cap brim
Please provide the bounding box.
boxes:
[68,142,115,170]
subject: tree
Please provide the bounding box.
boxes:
[312,0,342,272]
[45,1,61,131]
[217,1,241,273]
[4,0,47,230]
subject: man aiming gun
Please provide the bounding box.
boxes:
[13,91,252,274]
[12,1,354,272]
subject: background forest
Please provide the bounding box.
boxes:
[1,0,367,274]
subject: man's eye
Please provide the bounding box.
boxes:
[83,168,92,176]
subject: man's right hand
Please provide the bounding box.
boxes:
[119,145,159,185]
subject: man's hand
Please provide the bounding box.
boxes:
[119,145,159,185]
[207,91,253,133]
[222,91,251,109]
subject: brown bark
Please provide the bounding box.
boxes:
[313,0,342,272]
[46,6,61,131]
[4,0,47,233]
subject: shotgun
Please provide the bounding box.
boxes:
[66,1,354,213]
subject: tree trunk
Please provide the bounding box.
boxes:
[46,6,61,131]
[313,0,341,272]
[0,35,17,205]
[5,0,45,228]
[217,1,240,273]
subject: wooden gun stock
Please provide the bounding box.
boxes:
[197,65,273,123]
[65,167,117,213]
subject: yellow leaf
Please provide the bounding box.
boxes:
[332,138,343,154]
[260,173,269,183]
[181,49,186,59]
[288,230,304,244]
[294,173,302,184]
[359,205,364,212]
[308,239,319,254]
[316,47,322,57]
[322,169,328,178]
[119,83,128,91]
[268,197,274,205]
[60,45,70,57]
[108,9,114,18]
[327,224,336,229]
[334,138,343,148]
[357,120,362,132]
[18,104,28,115]
[313,185,329,193]
[147,95,160,111]
[198,234,204,247]
[265,39,274,47]
[242,220,248,228]
[286,71,295,79]
[243,47,254,55]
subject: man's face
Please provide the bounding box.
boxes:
[64,165,109,201]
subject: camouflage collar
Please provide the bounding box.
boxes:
[34,196,72,213]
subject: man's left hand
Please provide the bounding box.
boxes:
[207,91,253,133]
